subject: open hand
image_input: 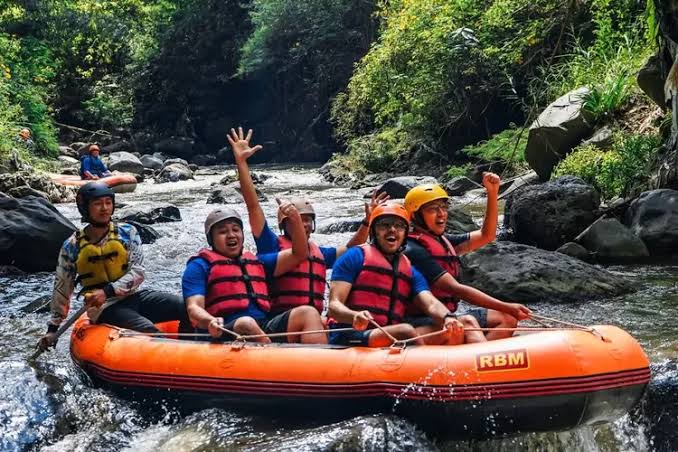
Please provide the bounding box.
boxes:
[227,127,263,163]
[352,310,373,331]
[482,172,500,195]
[364,191,390,222]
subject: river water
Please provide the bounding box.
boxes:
[1,165,676,451]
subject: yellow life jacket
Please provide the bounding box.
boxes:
[75,223,128,290]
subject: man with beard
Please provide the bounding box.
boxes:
[327,202,464,347]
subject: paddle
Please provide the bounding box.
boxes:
[30,303,88,361]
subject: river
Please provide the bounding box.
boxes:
[1,165,676,451]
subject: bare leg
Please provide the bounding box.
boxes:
[287,306,327,344]
[458,314,487,344]
[415,323,464,345]
[367,324,421,347]
[234,316,271,344]
[485,309,517,341]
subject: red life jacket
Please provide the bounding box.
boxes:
[407,229,461,314]
[346,244,413,327]
[194,248,270,317]
[271,236,327,313]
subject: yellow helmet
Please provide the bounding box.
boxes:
[404,184,449,216]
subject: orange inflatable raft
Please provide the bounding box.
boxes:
[70,318,650,438]
[51,173,138,193]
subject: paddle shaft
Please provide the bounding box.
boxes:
[30,304,88,360]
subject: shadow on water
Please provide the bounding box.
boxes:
[1,165,677,451]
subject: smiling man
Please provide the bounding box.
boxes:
[38,182,189,351]
[327,202,464,347]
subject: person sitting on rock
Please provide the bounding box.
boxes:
[327,202,465,347]
[80,144,112,180]
[403,181,531,343]
[38,183,190,351]
[182,203,308,342]
[227,127,388,344]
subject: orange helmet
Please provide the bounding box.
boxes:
[278,197,315,230]
[369,202,411,229]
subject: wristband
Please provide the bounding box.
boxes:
[103,284,116,298]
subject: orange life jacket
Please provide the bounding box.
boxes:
[346,244,413,327]
[271,236,326,313]
[407,229,461,314]
[195,248,270,317]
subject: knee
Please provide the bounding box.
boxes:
[459,315,480,328]
[395,324,417,339]
[503,313,518,328]
[292,305,322,324]
[235,317,261,335]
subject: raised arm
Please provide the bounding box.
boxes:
[273,199,309,276]
[228,127,266,237]
[456,172,499,255]
[336,191,390,258]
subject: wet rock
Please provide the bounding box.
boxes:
[125,220,160,244]
[152,152,169,162]
[61,167,79,176]
[446,207,478,234]
[7,185,49,201]
[207,184,266,204]
[555,242,591,261]
[188,163,199,172]
[57,155,79,166]
[376,176,438,199]
[58,145,78,159]
[140,154,163,170]
[250,172,271,184]
[505,176,600,250]
[460,241,633,303]
[498,170,540,197]
[108,151,144,175]
[468,161,506,183]
[525,87,593,180]
[157,162,194,183]
[581,126,614,150]
[19,295,51,314]
[190,154,218,166]
[574,217,649,261]
[162,158,189,168]
[0,196,77,272]
[116,204,181,224]
[318,219,363,234]
[102,140,133,154]
[0,171,76,203]
[444,177,478,196]
[625,189,678,256]
[154,137,195,160]
[637,54,668,109]
[217,174,237,185]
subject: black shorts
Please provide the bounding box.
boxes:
[328,324,371,346]
[264,311,291,343]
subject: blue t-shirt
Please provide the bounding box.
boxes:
[255,221,337,278]
[331,246,430,298]
[181,256,267,323]
[80,155,110,178]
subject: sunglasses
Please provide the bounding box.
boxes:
[374,219,408,231]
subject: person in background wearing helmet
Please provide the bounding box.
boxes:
[181,202,308,342]
[17,128,35,149]
[403,180,531,343]
[80,144,112,180]
[327,202,464,347]
[37,182,190,351]
[227,127,388,343]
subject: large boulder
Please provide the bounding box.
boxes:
[153,137,196,160]
[624,189,678,256]
[525,87,593,181]
[207,184,266,204]
[375,176,437,199]
[317,219,363,234]
[637,54,668,109]
[446,207,478,234]
[58,145,78,159]
[444,177,478,196]
[460,241,633,303]
[157,162,194,183]
[125,220,160,244]
[0,172,75,203]
[108,151,144,175]
[116,204,181,224]
[505,176,600,250]
[190,154,218,167]
[574,216,649,261]
[0,196,77,272]
[140,154,163,170]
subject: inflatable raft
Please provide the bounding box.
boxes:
[51,173,138,193]
[70,318,650,438]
